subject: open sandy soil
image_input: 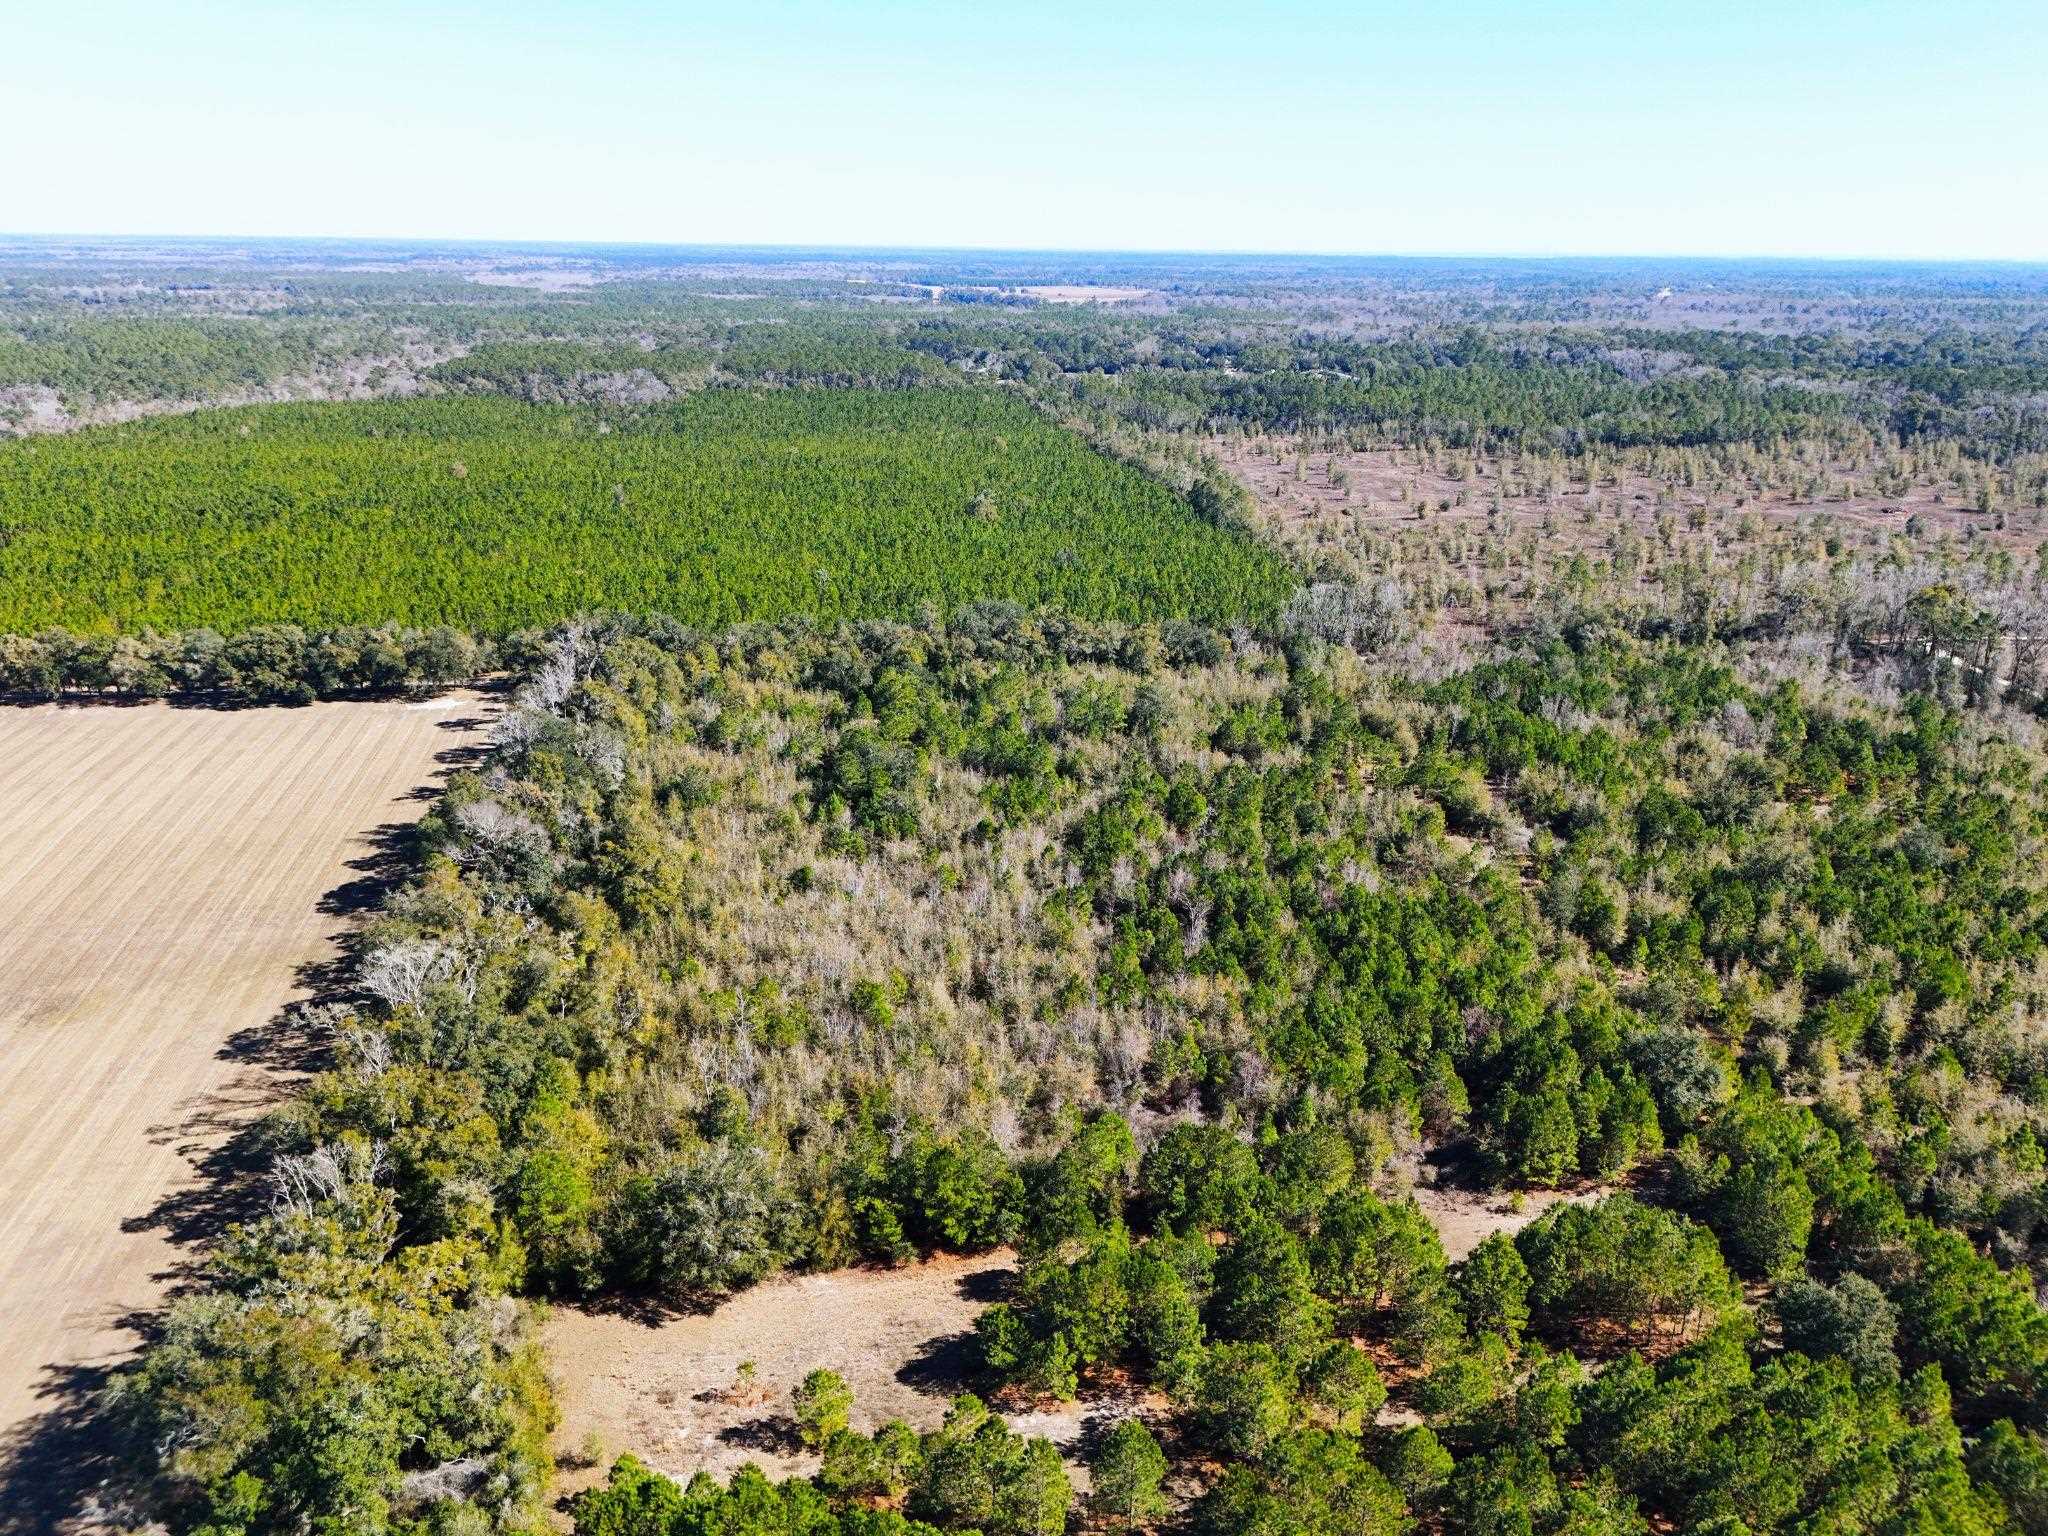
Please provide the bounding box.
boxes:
[1408,1178,1597,1262]
[1018,285,1153,304]
[548,1254,1027,1496]
[0,694,492,1524]
[545,1164,1579,1511]
[547,1251,1172,1513]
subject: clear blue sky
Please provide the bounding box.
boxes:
[11,0,2045,259]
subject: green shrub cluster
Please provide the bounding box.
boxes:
[0,622,488,703]
[571,1391,1070,1536]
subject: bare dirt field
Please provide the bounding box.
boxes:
[1018,285,1153,304]
[0,693,493,1526]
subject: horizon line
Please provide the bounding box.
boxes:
[4,229,2045,270]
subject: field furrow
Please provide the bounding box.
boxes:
[0,696,492,1457]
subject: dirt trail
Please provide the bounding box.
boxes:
[0,694,492,1524]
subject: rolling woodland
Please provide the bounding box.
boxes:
[4,241,2048,1536]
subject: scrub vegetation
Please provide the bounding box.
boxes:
[110,607,2048,1536]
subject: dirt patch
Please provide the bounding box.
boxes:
[0,693,494,1523]
[1409,1181,1597,1263]
[548,1254,1011,1493]
[547,1251,1151,1504]
[1392,1148,1603,1262]
[1019,286,1153,305]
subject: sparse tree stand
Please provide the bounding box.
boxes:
[1090,1418,1169,1526]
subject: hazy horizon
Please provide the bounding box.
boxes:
[13,1,2045,264]
[8,230,2047,271]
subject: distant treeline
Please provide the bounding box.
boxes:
[0,604,1238,708]
[13,290,2048,461]
[944,323,2048,459]
[417,318,2030,459]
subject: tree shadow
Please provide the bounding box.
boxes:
[1417,1139,1498,1194]
[123,1079,289,1281]
[433,712,495,760]
[571,1289,716,1328]
[716,1415,802,1456]
[317,818,424,916]
[955,1264,1015,1305]
[895,1328,980,1398]
[1,681,508,717]
[0,1357,146,1536]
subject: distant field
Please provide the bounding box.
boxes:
[0,389,1289,634]
[1017,285,1153,304]
[0,695,489,1486]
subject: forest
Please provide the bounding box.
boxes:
[5,241,2048,1536]
[107,607,2048,1536]
[11,245,2048,459]
[0,391,1287,636]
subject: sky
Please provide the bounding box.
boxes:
[7,0,2045,261]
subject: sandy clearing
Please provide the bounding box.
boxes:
[541,1176,1610,1528]
[0,694,493,1516]
[1018,285,1153,304]
[545,1173,1602,1505]
[547,1253,1017,1496]
[1409,1180,1599,1262]
[546,1250,1169,1518]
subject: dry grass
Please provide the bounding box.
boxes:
[0,695,493,1458]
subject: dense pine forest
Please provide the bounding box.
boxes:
[0,391,1285,635]
[6,241,2048,1536]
